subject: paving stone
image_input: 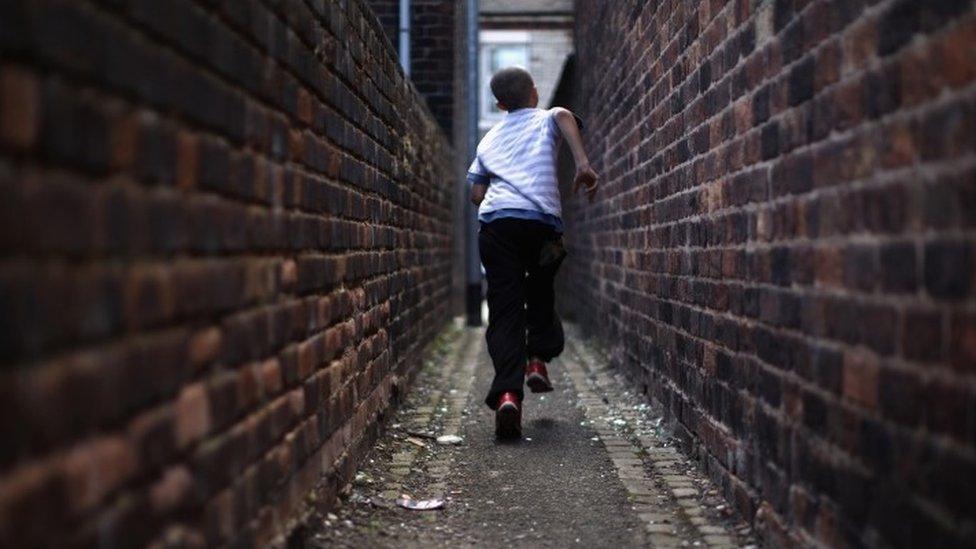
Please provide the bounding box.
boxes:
[644,523,677,534]
[638,512,675,524]
[647,533,682,547]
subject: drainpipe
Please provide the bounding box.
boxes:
[399,0,410,76]
[465,0,481,326]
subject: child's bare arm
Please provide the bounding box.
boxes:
[553,108,599,202]
[470,183,487,206]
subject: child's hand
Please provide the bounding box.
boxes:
[553,108,599,202]
[573,164,599,202]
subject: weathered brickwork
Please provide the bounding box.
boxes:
[559,0,976,546]
[0,0,454,546]
[366,0,459,135]
[368,0,401,49]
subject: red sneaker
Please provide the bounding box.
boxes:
[495,392,522,439]
[525,359,554,393]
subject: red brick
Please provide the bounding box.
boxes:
[188,327,222,369]
[936,18,976,88]
[237,363,262,411]
[949,313,976,372]
[123,266,176,330]
[842,18,876,75]
[280,259,298,291]
[842,351,879,409]
[176,131,199,190]
[149,466,192,513]
[814,40,841,92]
[110,112,140,171]
[0,66,39,150]
[880,119,916,168]
[900,46,941,106]
[127,406,176,471]
[261,358,283,398]
[174,383,211,449]
[204,488,234,543]
[297,88,312,126]
[63,436,137,514]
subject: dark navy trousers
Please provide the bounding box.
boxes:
[479,217,565,409]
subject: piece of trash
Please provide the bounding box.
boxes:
[525,437,532,441]
[406,437,427,448]
[436,435,463,445]
[613,419,627,426]
[395,496,445,511]
[590,436,599,441]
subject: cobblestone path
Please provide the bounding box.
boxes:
[302,323,757,548]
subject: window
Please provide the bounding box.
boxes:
[479,31,529,129]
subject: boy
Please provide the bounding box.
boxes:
[468,66,598,439]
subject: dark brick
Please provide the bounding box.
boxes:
[40,84,111,173]
[924,240,973,299]
[136,118,177,186]
[781,20,805,64]
[698,62,712,95]
[774,0,795,32]
[865,65,901,119]
[902,310,944,362]
[919,0,970,33]
[878,0,919,56]
[789,57,815,106]
[879,242,917,294]
[843,245,878,291]
[761,121,780,160]
[753,84,771,124]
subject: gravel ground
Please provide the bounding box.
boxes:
[302,327,751,548]
[429,344,646,547]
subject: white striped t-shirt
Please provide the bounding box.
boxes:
[466,108,563,230]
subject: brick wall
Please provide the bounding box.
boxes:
[366,0,459,135]
[409,1,457,135]
[559,0,976,546]
[0,0,454,546]
[368,0,401,50]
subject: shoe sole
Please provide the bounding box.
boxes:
[526,373,554,393]
[495,403,521,439]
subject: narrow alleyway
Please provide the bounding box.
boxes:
[301,323,757,548]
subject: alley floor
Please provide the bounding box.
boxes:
[302,323,758,548]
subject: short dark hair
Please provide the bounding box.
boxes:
[490,67,534,109]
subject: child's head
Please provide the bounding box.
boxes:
[490,66,539,111]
